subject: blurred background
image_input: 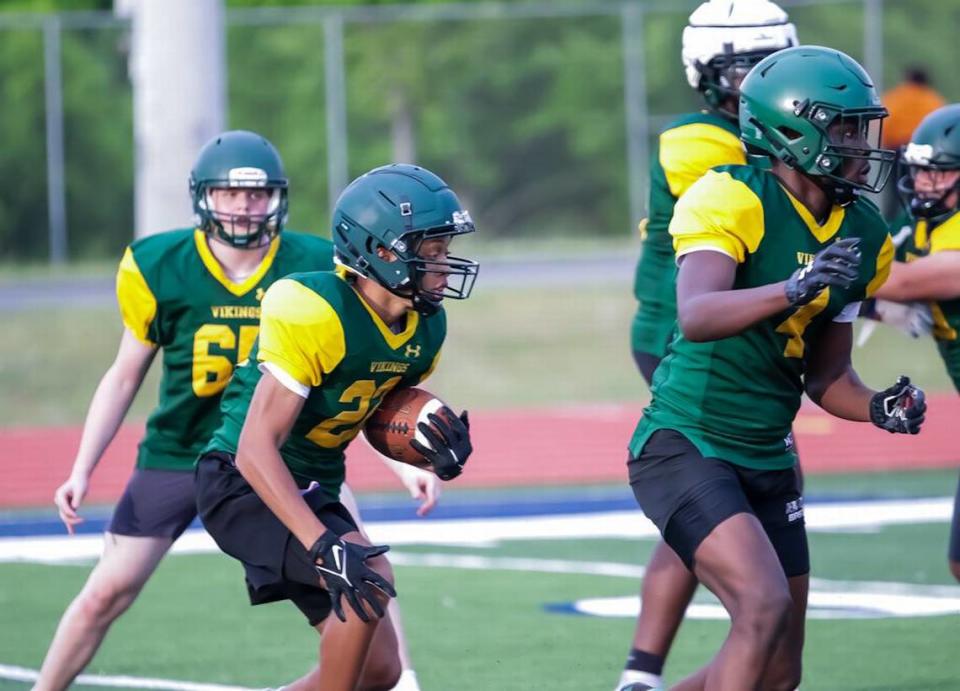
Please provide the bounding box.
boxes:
[2,1,960,689]
[3,0,960,420]
[2,0,959,262]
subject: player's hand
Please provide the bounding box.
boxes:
[785,237,862,306]
[309,531,396,623]
[410,408,472,481]
[395,463,441,517]
[864,299,934,338]
[870,376,926,434]
[54,472,90,535]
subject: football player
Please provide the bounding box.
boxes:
[627,47,925,690]
[194,164,477,690]
[36,133,435,691]
[867,103,960,583]
[620,1,797,688]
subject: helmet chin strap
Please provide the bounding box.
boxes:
[411,291,441,317]
[819,177,858,208]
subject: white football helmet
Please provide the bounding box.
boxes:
[682,0,798,112]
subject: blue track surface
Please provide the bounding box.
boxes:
[0,487,944,538]
[0,489,642,537]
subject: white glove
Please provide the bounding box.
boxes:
[872,299,934,338]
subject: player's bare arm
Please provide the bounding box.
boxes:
[236,370,395,622]
[675,251,790,341]
[54,329,157,532]
[806,320,926,432]
[875,251,960,302]
[235,371,326,550]
[677,235,861,343]
[805,321,874,421]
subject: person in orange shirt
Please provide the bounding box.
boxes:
[882,67,946,150]
[879,67,946,217]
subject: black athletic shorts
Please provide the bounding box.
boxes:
[628,429,809,577]
[195,451,358,626]
[108,468,197,539]
[950,472,960,564]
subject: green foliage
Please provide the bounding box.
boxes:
[61,27,133,259]
[228,22,330,232]
[0,29,47,259]
[2,0,960,257]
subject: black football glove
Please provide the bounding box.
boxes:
[870,375,926,435]
[409,408,472,481]
[785,237,862,306]
[309,531,396,623]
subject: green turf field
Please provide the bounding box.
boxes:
[1,469,958,691]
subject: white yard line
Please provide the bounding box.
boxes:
[0,664,255,690]
[0,496,951,564]
[4,554,958,688]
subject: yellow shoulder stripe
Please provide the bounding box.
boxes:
[670,170,765,264]
[660,122,746,199]
[930,214,960,254]
[257,278,346,388]
[115,247,158,346]
[866,234,895,297]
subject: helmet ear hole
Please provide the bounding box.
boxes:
[777,126,803,142]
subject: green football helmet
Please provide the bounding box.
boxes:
[332,164,479,316]
[898,104,960,222]
[189,130,289,248]
[739,46,896,205]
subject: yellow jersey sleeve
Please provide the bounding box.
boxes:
[930,215,960,254]
[866,234,895,297]
[257,279,346,388]
[115,247,158,346]
[660,122,746,199]
[669,170,765,264]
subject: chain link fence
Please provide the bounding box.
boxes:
[0,0,956,262]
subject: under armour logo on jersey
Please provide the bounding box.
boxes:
[405,343,421,358]
[255,287,265,302]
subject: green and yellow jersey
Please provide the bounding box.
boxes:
[632,111,746,358]
[205,269,446,500]
[629,165,893,470]
[117,229,334,471]
[898,212,960,390]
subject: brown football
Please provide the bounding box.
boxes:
[362,387,449,467]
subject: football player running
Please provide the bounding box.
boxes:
[867,103,960,584]
[620,1,797,688]
[627,47,925,691]
[36,133,435,691]
[194,164,477,691]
